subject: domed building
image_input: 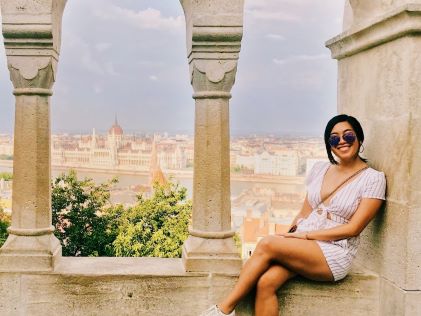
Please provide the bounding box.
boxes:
[108,115,123,150]
[108,117,123,136]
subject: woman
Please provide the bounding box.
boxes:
[201,114,386,316]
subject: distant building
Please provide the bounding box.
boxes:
[254,150,298,176]
[233,186,304,259]
[51,119,188,171]
[240,210,287,259]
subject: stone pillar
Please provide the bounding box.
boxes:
[0,0,67,272]
[327,2,421,315]
[179,0,244,273]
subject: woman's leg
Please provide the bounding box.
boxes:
[218,236,333,314]
[255,265,296,316]
[217,243,273,314]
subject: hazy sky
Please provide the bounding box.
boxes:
[0,0,345,136]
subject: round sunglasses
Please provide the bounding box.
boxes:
[328,131,357,148]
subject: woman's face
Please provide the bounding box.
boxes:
[329,121,360,162]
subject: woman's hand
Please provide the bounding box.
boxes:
[277,232,308,239]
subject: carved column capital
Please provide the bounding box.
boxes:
[180,0,243,98]
[190,60,238,99]
[1,0,67,93]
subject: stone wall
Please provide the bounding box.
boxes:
[327,2,421,315]
[0,257,379,316]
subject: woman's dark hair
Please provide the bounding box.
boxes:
[324,114,368,165]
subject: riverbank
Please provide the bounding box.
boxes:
[0,160,304,185]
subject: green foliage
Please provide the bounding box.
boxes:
[51,170,118,256]
[113,181,192,258]
[233,232,242,254]
[232,166,242,173]
[51,171,191,258]
[0,207,11,247]
[0,155,13,161]
[0,172,12,181]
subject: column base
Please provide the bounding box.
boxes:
[0,233,62,272]
[182,235,242,274]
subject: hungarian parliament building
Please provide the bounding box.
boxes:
[0,119,326,176]
[51,119,193,172]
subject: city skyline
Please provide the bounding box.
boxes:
[0,0,345,136]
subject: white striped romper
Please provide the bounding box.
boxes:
[295,161,386,281]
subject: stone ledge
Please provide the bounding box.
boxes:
[0,258,379,316]
[326,4,421,59]
[53,257,209,277]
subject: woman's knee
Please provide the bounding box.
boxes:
[256,272,279,295]
[255,235,279,256]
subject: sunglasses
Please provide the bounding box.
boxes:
[328,131,357,148]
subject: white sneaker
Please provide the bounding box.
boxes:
[199,305,235,316]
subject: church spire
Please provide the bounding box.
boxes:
[149,135,166,187]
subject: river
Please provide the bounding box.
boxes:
[0,165,305,204]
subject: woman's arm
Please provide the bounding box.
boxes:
[286,194,313,231]
[281,198,384,240]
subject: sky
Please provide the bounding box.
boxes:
[0,0,345,136]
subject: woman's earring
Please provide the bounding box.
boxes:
[359,143,365,153]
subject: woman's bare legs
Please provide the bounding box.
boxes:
[255,265,296,316]
[217,236,333,314]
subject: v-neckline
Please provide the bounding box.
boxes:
[318,163,369,208]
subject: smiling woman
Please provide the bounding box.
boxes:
[202,114,386,316]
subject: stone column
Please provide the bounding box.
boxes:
[0,0,67,272]
[179,0,244,273]
[327,2,421,315]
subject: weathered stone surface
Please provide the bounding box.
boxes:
[327,3,421,314]
[405,290,421,315]
[0,273,20,315]
[380,278,421,316]
[329,23,421,291]
[355,200,408,287]
[328,5,421,60]
[0,258,380,316]
[346,0,421,28]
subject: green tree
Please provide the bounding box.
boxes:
[0,207,11,247]
[113,181,192,258]
[51,170,118,256]
[0,172,13,181]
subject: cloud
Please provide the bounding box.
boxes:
[95,42,112,53]
[94,5,184,31]
[265,33,285,41]
[93,83,103,94]
[104,62,119,76]
[137,60,165,68]
[63,33,119,76]
[273,54,330,65]
[149,75,158,81]
[246,8,300,22]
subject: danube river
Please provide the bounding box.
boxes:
[0,164,305,204]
